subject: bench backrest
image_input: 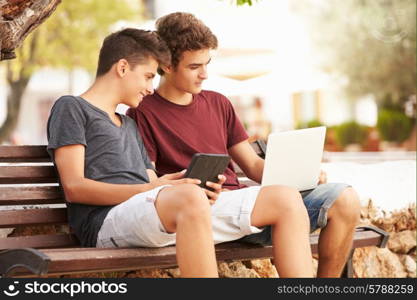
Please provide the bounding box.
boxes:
[0,142,265,250]
[0,145,79,250]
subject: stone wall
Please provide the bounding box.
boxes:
[353,201,416,278]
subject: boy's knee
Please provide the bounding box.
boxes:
[333,187,361,223]
[176,184,210,220]
[177,184,207,201]
[261,185,306,217]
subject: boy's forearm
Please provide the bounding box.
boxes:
[64,178,155,206]
[247,158,265,184]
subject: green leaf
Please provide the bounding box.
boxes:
[8,0,140,79]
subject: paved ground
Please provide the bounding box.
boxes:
[323,151,416,164]
[321,152,415,212]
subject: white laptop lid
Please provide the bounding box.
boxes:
[261,126,326,191]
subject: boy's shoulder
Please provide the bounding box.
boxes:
[199,90,233,109]
[49,95,96,124]
[52,95,82,110]
[139,93,157,107]
[199,89,229,101]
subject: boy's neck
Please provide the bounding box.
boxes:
[80,77,119,115]
[157,79,193,106]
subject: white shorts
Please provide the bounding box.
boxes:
[96,185,263,248]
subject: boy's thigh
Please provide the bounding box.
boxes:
[96,185,176,248]
[210,186,266,244]
[237,182,351,246]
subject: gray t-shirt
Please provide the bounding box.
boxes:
[47,95,154,246]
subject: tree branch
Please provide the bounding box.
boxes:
[0,0,62,61]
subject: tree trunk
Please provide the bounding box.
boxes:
[0,0,61,60]
[0,75,30,143]
[0,28,40,144]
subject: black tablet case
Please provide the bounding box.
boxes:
[184,153,231,189]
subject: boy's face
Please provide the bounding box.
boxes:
[168,48,211,94]
[122,57,158,107]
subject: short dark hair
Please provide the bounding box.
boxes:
[96,28,171,77]
[156,12,218,75]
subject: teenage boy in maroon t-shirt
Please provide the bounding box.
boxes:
[127,12,361,277]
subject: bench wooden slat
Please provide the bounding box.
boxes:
[0,226,381,252]
[19,243,273,275]
[0,186,64,205]
[0,208,67,228]
[0,234,79,250]
[8,229,384,276]
[350,230,385,249]
[249,141,266,157]
[0,146,50,162]
[0,166,58,184]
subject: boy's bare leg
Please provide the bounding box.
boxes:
[316,187,360,277]
[250,185,314,278]
[155,184,218,277]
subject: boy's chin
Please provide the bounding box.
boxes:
[190,87,203,94]
[126,98,141,108]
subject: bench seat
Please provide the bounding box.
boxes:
[0,144,389,277]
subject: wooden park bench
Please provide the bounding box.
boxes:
[0,141,389,277]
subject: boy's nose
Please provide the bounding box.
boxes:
[199,69,208,80]
[146,82,154,95]
[146,88,154,95]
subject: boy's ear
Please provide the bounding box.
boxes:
[116,59,129,77]
[160,64,173,74]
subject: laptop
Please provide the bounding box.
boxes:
[261,126,326,191]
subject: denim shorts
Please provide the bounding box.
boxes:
[237,182,351,246]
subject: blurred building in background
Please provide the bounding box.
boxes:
[0,0,414,149]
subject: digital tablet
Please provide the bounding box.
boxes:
[184,153,231,190]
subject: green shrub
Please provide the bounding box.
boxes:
[377,109,413,143]
[334,121,368,148]
[296,119,324,129]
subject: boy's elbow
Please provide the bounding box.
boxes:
[246,159,264,183]
[62,179,84,203]
[242,168,257,183]
[247,172,260,183]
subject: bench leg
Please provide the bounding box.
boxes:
[341,249,355,278]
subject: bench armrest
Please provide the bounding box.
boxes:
[0,248,50,277]
[357,225,390,248]
[254,140,267,158]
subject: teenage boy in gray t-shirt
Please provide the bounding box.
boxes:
[47,29,226,277]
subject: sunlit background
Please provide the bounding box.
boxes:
[0,0,415,212]
[0,0,416,278]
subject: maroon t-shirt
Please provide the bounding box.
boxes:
[126,90,249,190]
